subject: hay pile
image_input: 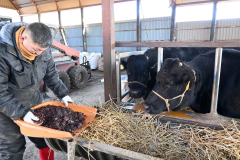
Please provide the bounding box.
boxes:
[79,101,240,159]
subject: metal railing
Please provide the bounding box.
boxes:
[116,51,145,102]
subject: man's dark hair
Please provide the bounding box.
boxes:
[25,22,52,48]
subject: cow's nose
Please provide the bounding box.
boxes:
[143,103,150,112]
[130,90,141,98]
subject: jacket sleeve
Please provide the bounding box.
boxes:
[43,53,68,99]
[0,57,30,120]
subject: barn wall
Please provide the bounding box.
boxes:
[141,17,171,51]
[63,17,172,54]
[85,23,103,53]
[62,17,240,54]
[176,18,240,42]
[64,25,84,52]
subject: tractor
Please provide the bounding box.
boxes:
[41,41,91,92]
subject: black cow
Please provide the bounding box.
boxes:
[127,47,212,100]
[143,49,240,118]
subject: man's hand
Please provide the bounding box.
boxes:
[23,111,40,124]
[62,95,74,106]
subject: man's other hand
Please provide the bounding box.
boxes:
[62,95,74,106]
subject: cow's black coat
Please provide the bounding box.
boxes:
[127,47,212,99]
[143,49,240,118]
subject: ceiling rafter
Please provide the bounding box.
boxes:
[53,0,60,11]
[8,0,22,15]
[18,0,52,6]
[30,0,40,13]
[79,0,82,7]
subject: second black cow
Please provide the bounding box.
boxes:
[127,47,211,99]
[143,49,240,118]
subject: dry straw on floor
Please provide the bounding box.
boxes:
[79,100,240,159]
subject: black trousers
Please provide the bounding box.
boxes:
[28,137,48,149]
[0,113,48,160]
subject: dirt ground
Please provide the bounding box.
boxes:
[23,70,105,160]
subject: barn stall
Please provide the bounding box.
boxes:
[1,0,240,159]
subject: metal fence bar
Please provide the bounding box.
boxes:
[157,47,163,72]
[210,48,223,113]
[67,139,76,160]
[116,51,146,102]
[71,138,163,160]
[116,41,240,48]
[116,53,121,102]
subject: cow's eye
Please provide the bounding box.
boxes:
[168,82,175,87]
[144,70,148,75]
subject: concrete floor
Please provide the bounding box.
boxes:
[23,71,104,160]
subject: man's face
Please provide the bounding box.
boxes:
[19,33,48,55]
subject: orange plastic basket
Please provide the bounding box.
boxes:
[14,101,97,138]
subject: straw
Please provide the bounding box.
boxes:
[79,100,240,159]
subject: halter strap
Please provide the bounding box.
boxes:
[184,63,196,82]
[152,81,190,111]
[128,81,147,88]
[150,63,157,69]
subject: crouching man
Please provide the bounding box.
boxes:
[0,22,73,160]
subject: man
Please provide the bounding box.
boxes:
[0,22,73,160]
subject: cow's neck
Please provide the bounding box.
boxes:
[186,54,215,113]
[145,58,157,99]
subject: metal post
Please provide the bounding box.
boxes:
[20,16,23,22]
[67,139,76,160]
[81,8,87,51]
[60,29,68,46]
[210,48,222,113]
[58,11,68,46]
[116,53,121,102]
[210,2,217,41]
[38,13,40,22]
[58,11,61,26]
[136,0,141,51]
[157,47,163,72]
[170,3,176,42]
[102,0,117,102]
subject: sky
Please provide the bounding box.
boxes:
[0,0,240,25]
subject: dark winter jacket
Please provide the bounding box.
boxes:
[0,22,68,120]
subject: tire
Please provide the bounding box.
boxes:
[58,70,71,91]
[68,66,88,89]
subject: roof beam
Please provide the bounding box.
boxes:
[30,0,40,13]
[53,0,60,11]
[79,0,82,7]
[8,0,22,15]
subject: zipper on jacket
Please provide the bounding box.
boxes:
[8,51,32,65]
[33,65,39,84]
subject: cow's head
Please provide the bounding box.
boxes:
[127,55,151,98]
[143,58,196,114]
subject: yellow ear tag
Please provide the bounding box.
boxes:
[186,81,190,90]
[120,64,124,70]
